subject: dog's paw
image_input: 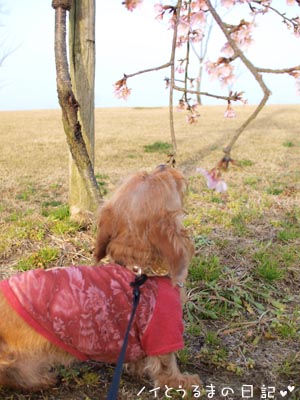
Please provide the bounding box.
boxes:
[177,373,202,388]
[157,373,202,390]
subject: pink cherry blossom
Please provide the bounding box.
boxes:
[114,85,131,100]
[221,0,236,7]
[289,70,300,79]
[206,61,220,80]
[221,0,252,7]
[114,78,131,100]
[221,42,235,57]
[190,11,206,27]
[190,103,200,113]
[289,71,300,94]
[154,3,164,14]
[186,114,199,124]
[293,17,300,37]
[190,29,204,42]
[296,80,300,95]
[122,0,142,12]
[177,99,187,112]
[176,61,185,74]
[290,71,300,96]
[219,63,234,78]
[178,18,190,36]
[176,35,189,47]
[191,0,209,12]
[220,70,236,86]
[196,167,228,192]
[206,59,236,87]
[224,104,236,118]
[231,21,254,50]
[154,4,165,21]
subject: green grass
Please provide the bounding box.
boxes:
[243,176,261,187]
[282,141,295,147]
[15,184,36,201]
[266,184,284,195]
[272,320,299,339]
[186,262,285,322]
[253,251,285,282]
[15,247,59,271]
[41,204,81,234]
[58,365,100,387]
[277,353,300,379]
[143,140,172,153]
[95,173,109,195]
[205,331,221,346]
[1,106,300,399]
[189,255,222,283]
[42,204,70,220]
[193,234,213,250]
[239,159,254,167]
[231,212,249,236]
[278,227,300,242]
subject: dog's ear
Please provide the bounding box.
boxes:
[94,205,114,263]
[149,214,194,285]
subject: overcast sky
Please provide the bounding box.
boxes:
[0,0,299,111]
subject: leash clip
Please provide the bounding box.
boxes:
[132,265,142,276]
[130,273,148,302]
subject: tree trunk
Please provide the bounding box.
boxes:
[52,0,101,226]
[69,0,97,223]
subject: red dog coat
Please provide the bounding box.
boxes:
[0,264,184,363]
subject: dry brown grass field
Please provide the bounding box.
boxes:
[0,105,299,399]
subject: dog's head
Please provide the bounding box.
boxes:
[94,164,194,285]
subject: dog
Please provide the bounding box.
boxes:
[0,164,200,391]
[94,164,194,286]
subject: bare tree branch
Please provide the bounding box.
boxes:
[256,65,300,74]
[120,0,300,165]
[168,0,183,158]
[124,62,172,79]
[173,84,240,102]
[206,0,271,156]
[251,0,300,33]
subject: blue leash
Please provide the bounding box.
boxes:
[106,273,147,400]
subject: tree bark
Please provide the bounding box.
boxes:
[69,0,98,222]
[52,0,101,224]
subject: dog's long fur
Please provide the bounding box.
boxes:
[0,165,200,391]
[94,164,194,285]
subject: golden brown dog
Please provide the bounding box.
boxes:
[0,164,200,391]
[94,164,194,286]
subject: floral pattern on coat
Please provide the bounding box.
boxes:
[0,264,184,363]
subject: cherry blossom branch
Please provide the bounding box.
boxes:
[117,1,183,160]
[114,61,172,99]
[206,0,271,157]
[124,62,172,79]
[256,65,300,74]
[251,0,300,34]
[120,0,300,171]
[168,0,183,157]
[173,84,242,102]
